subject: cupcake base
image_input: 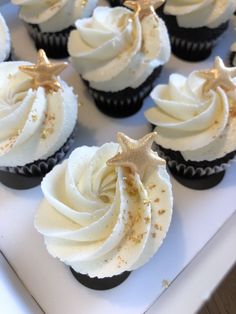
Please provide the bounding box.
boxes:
[155,144,236,190]
[0,132,74,190]
[108,0,124,7]
[26,23,75,59]
[157,6,229,62]
[85,66,162,118]
[230,52,236,67]
[170,168,225,190]
[70,267,131,290]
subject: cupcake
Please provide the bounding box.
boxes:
[157,0,235,61]
[0,50,78,189]
[230,42,236,66]
[68,4,171,118]
[145,57,236,190]
[0,13,11,62]
[35,132,173,290]
[11,0,98,59]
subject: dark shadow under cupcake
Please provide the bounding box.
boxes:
[85,66,162,118]
[155,144,236,190]
[70,267,131,290]
[157,6,228,62]
[108,0,124,7]
[26,23,75,59]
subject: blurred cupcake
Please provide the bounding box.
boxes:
[0,50,78,189]
[0,13,11,62]
[11,0,98,59]
[68,4,170,118]
[230,42,236,66]
[35,132,173,290]
[145,57,236,189]
[157,0,235,61]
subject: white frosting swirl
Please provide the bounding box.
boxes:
[164,0,235,28]
[0,62,78,167]
[11,0,98,32]
[68,7,170,92]
[35,144,173,278]
[145,72,236,161]
[0,14,11,62]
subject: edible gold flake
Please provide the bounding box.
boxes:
[154,198,160,203]
[197,57,236,94]
[124,0,165,20]
[31,114,38,122]
[106,132,165,179]
[144,216,151,224]
[19,49,68,93]
[162,279,169,289]
[158,209,165,215]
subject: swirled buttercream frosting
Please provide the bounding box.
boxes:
[0,13,11,62]
[68,6,170,92]
[163,0,235,28]
[11,0,98,32]
[0,62,78,167]
[145,67,236,162]
[35,142,173,278]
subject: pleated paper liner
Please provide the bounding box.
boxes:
[155,145,236,190]
[25,23,75,59]
[157,6,229,62]
[85,66,162,118]
[0,131,75,190]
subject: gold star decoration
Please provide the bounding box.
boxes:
[106,132,165,178]
[197,56,236,95]
[19,49,68,93]
[124,0,165,20]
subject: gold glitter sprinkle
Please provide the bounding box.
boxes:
[151,232,156,238]
[143,199,151,205]
[19,49,67,93]
[158,209,166,215]
[107,132,165,179]
[162,279,170,289]
[154,198,160,203]
[144,216,151,224]
[149,184,156,189]
[31,114,38,122]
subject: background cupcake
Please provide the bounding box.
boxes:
[68,4,170,118]
[145,57,236,189]
[0,13,11,61]
[11,0,98,59]
[35,132,173,290]
[0,50,78,189]
[157,0,235,61]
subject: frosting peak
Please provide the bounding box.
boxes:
[35,142,173,278]
[68,6,170,92]
[0,62,78,167]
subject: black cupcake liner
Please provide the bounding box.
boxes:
[70,267,131,290]
[25,23,75,59]
[155,144,236,190]
[85,66,162,118]
[157,6,229,61]
[0,132,74,189]
[229,51,236,67]
[108,0,124,7]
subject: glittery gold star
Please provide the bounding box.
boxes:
[107,132,165,178]
[19,49,68,93]
[197,57,236,95]
[124,0,165,20]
